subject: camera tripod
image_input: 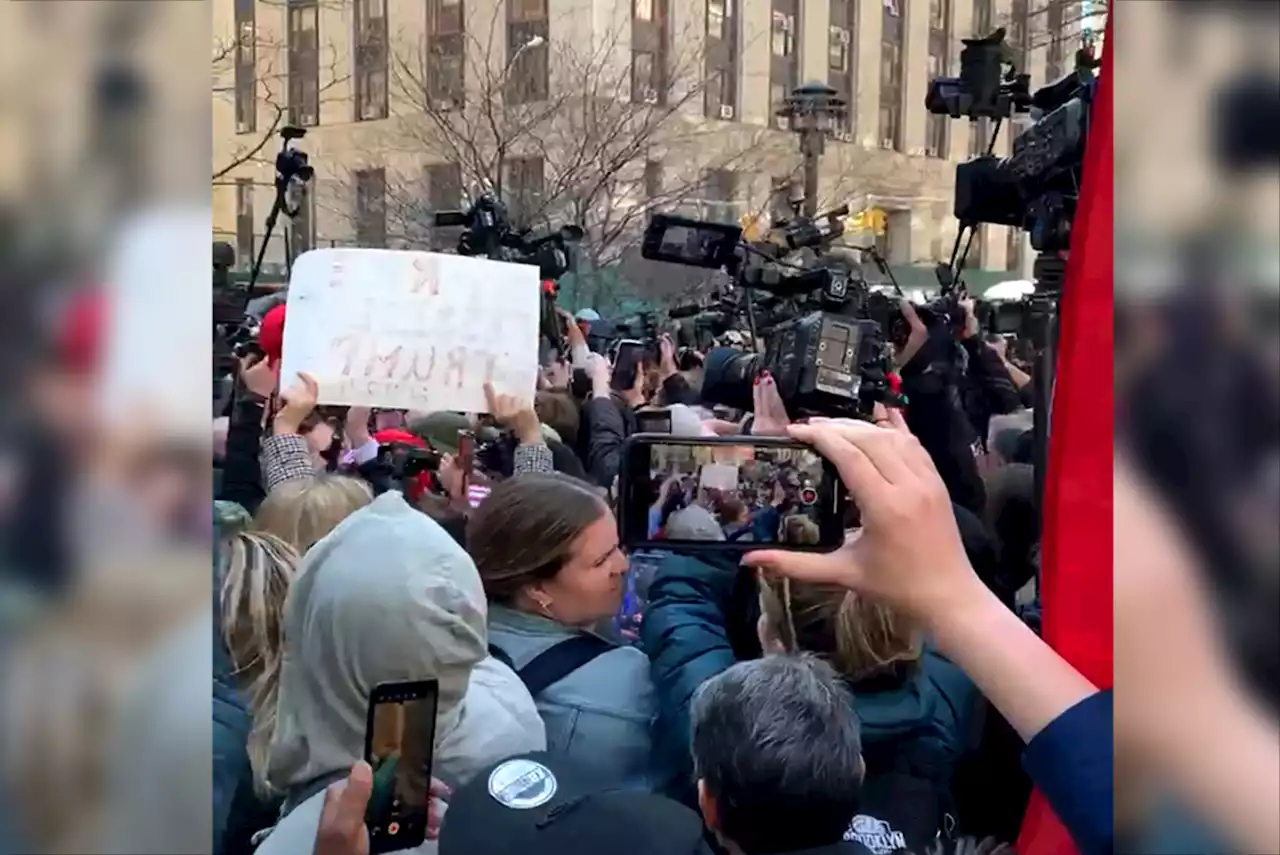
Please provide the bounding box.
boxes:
[246,126,314,294]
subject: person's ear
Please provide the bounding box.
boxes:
[756,613,786,655]
[527,585,554,616]
[696,779,719,833]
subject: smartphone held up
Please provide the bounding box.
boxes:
[363,680,440,854]
[618,434,849,552]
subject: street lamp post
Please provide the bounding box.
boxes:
[776,82,847,218]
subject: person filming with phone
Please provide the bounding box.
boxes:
[583,339,654,489]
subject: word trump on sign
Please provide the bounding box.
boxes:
[280,248,541,412]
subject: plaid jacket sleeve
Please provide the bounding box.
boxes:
[512,442,555,476]
[260,433,317,493]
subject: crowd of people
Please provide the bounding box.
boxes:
[647,446,827,545]
[211,300,1110,855]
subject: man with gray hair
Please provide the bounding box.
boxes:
[689,655,874,855]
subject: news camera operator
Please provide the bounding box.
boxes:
[953,299,1025,454]
[893,297,989,516]
[583,349,651,490]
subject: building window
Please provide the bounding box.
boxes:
[287,1,320,126]
[827,0,856,133]
[355,168,387,248]
[771,11,795,57]
[1046,0,1066,79]
[929,0,946,30]
[770,1,799,130]
[510,0,547,21]
[235,179,255,267]
[234,0,256,133]
[879,0,903,150]
[427,0,465,107]
[290,186,315,255]
[700,168,741,224]
[707,0,730,40]
[925,0,950,158]
[507,1,549,104]
[644,160,663,201]
[1009,0,1030,73]
[828,25,851,72]
[973,0,993,36]
[426,162,462,249]
[354,0,388,121]
[631,0,667,105]
[506,157,545,226]
[969,117,991,156]
[704,0,738,119]
[966,224,985,270]
[1006,227,1024,272]
[632,52,660,103]
[874,210,892,260]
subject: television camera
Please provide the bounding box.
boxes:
[638,206,900,419]
[927,28,1100,512]
[926,28,1099,292]
[434,192,584,355]
[213,126,314,391]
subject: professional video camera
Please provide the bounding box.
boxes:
[638,207,898,419]
[434,192,585,355]
[926,28,1099,283]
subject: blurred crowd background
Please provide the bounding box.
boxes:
[0,1,1275,853]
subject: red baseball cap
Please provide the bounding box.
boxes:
[373,428,426,448]
[258,305,287,365]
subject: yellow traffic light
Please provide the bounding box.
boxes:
[848,207,887,235]
[740,212,768,241]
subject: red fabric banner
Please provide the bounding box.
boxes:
[1016,11,1114,855]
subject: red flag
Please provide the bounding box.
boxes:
[1017,12,1113,855]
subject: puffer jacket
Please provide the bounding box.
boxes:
[642,551,978,814]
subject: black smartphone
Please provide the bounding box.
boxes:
[635,407,674,434]
[610,339,645,392]
[618,433,847,552]
[363,680,440,854]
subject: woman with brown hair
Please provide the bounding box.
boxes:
[645,536,979,854]
[467,472,655,789]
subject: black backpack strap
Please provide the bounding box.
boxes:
[488,643,515,671]
[508,635,616,698]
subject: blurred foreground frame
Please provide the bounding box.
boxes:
[2,1,216,854]
[1113,1,1279,853]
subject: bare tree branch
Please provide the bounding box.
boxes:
[324,2,784,309]
[212,20,350,181]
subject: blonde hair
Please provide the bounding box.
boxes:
[758,574,922,681]
[254,474,373,553]
[781,514,820,546]
[218,530,300,794]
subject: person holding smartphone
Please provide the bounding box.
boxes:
[582,345,650,489]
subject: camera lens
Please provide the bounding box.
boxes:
[701,346,760,412]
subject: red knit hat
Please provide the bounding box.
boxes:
[258,304,288,365]
[58,289,106,375]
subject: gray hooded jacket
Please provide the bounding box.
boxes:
[254,492,546,855]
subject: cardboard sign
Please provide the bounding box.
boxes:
[100,206,211,441]
[280,248,540,412]
[699,462,740,492]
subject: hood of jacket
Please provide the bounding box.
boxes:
[265,490,490,796]
[846,651,975,758]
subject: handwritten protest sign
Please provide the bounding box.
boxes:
[699,462,740,492]
[280,248,540,412]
